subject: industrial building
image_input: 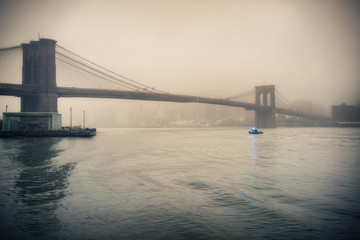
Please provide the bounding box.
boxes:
[2,112,62,131]
[332,103,360,122]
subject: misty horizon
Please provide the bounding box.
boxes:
[1,0,360,127]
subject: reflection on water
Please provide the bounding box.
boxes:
[249,134,257,166]
[1,128,360,239]
[10,138,74,239]
[248,135,257,180]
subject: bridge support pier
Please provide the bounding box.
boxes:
[255,85,276,128]
[21,39,58,112]
[21,93,58,112]
[255,109,276,128]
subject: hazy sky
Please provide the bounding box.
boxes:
[1,0,360,119]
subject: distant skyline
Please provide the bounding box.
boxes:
[1,0,360,125]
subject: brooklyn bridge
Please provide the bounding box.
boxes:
[0,38,331,128]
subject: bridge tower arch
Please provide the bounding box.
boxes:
[255,85,276,128]
[21,38,58,112]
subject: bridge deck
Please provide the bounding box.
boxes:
[0,83,331,121]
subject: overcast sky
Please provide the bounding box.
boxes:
[1,0,360,118]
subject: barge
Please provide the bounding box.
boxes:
[1,112,96,138]
[0,128,96,138]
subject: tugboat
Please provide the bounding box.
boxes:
[249,127,263,134]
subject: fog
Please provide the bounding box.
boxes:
[1,0,359,126]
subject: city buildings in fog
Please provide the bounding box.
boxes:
[332,103,360,122]
[127,102,254,128]
[292,99,327,116]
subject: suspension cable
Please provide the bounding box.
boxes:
[275,89,296,110]
[226,88,255,100]
[0,46,22,84]
[56,52,143,90]
[56,57,138,91]
[0,45,22,52]
[56,44,167,94]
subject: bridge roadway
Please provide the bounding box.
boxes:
[0,83,330,121]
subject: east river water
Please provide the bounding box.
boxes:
[0,127,359,240]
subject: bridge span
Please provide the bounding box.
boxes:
[0,82,266,110]
[0,39,331,127]
[0,83,329,123]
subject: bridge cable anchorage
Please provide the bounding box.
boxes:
[56,57,138,91]
[56,44,168,94]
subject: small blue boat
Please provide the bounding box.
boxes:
[249,127,263,134]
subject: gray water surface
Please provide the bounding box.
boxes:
[1,127,360,239]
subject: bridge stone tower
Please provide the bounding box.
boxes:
[255,85,276,128]
[21,38,58,112]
